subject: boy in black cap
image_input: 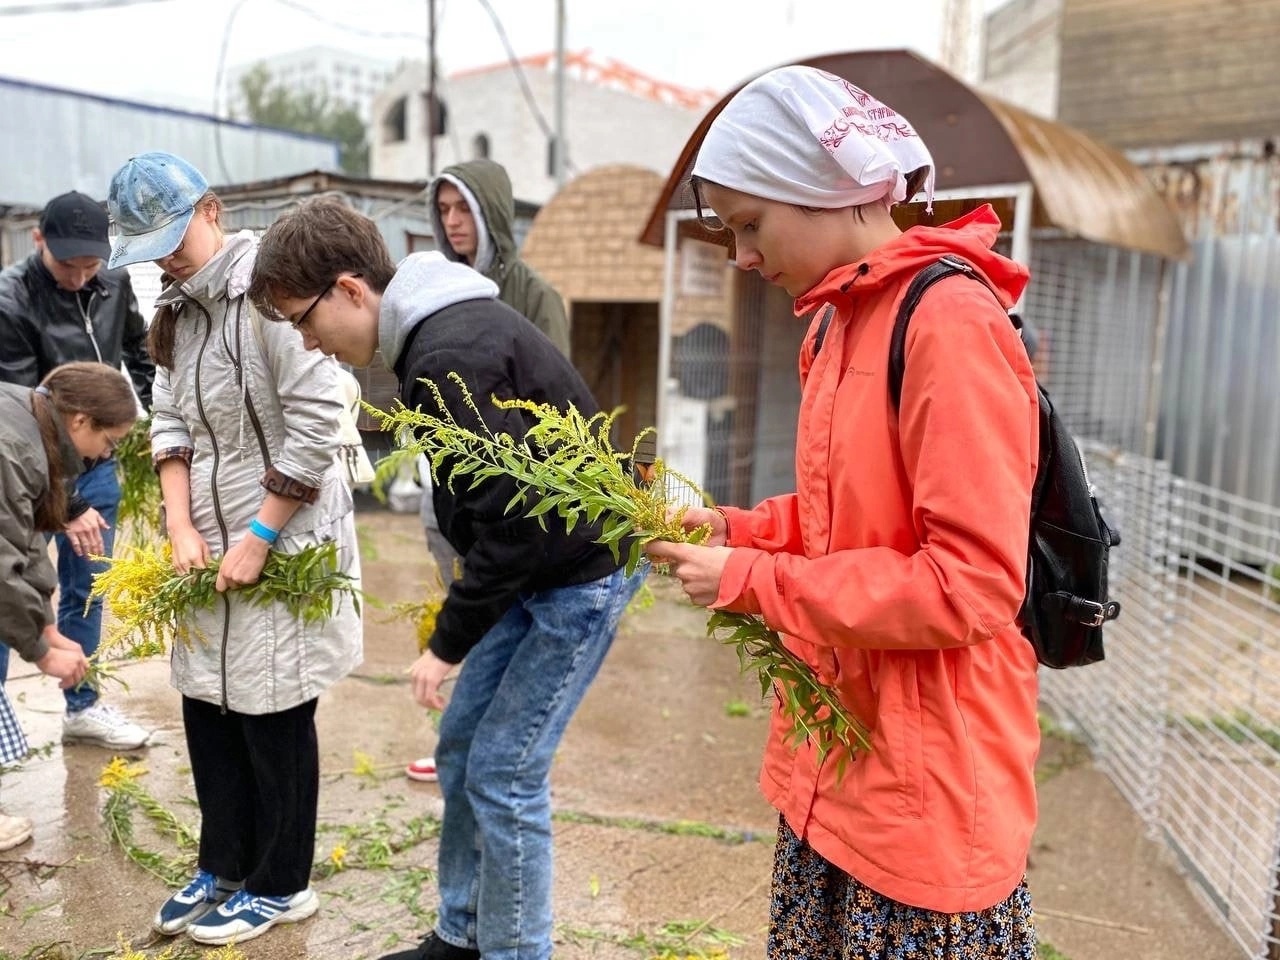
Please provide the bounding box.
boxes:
[0,190,155,750]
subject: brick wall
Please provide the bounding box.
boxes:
[1057,0,1280,147]
[522,165,666,303]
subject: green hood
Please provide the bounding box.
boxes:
[428,159,517,281]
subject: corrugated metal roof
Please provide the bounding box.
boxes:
[0,76,340,208]
[639,49,1188,260]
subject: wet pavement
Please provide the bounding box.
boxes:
[0,510,1241,959]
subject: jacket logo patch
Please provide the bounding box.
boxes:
[847,366,876,378]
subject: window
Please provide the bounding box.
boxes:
[383,96,408,144]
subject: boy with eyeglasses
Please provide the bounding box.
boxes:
[249,195,641,960]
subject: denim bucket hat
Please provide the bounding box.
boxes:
[107,152,209,269]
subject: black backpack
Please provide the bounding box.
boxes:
[813,255,1121,668]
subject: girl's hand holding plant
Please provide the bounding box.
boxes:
[673,505,727,546]
[216,533,270,592]
[648,504,731,605]
[167,521,210,574]
[645,540,733,608]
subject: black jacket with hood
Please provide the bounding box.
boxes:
[380,253,620,664]
[428,159,571,355]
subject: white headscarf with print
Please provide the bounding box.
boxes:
[692,66,935,212]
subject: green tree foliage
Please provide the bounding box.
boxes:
[237,62,370,176]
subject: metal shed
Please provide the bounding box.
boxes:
[640,48,1187,506]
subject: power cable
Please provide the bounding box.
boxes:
[212,0,428,183]
[271,0,423,41]
[212,0,253,184]
[0,0,169,15]
[474,0,574,174]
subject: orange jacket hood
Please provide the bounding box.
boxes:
[716,203,1041,913]
[796,205,1029,318]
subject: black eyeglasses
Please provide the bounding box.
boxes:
[291,273,361,330]
[292,278,337,330]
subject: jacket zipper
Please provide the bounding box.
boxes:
[77,291,104,363]
[231,301,272,467]
[190,300,233,713]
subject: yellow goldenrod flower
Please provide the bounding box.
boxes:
[353,751,378,779]
[201,945,251,960]
[98,757,146,791]
[329,843,348,871]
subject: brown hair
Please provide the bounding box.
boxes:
[248,196,397,318]
[30,362,138,530]
[147,191,223,369]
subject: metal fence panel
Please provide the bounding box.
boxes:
[1044,446,1280,960]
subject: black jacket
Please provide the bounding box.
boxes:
[395,297,622,664]
[0,253,154,406]
[0,252,155,518]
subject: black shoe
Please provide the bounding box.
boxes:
[379,932,482,960]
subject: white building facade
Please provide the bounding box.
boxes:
[369,55,708,203]
[225,45,397,123]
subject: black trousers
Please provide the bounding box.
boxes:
[182,695,319,896]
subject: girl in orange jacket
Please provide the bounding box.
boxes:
[646,67,1041,959]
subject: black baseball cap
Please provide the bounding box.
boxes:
[39,191,110,261]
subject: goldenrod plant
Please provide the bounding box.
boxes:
[366,375,870,769]
[99,758,197,887]
[113,417,164,544]
[86,540,360,689]
[103,932,248,960]
[381,573,445,654]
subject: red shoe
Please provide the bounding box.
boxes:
[406,757,438,782]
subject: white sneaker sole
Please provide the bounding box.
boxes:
[153,901,217,936]
[187,891,319,945]
[0,826,33,852]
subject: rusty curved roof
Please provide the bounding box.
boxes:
[639,49,1188,260]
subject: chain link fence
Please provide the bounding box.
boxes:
[1031,239,1280,960]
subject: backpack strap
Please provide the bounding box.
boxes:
[888,255,1002,411]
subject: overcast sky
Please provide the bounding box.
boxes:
[0,0,1014,112]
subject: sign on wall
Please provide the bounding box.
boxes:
[679,238,726,297]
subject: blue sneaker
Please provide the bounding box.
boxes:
[154,869,241,935]
[187,887,319,945]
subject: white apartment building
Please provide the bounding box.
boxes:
[369,52,713,204]
[225,45,398,123]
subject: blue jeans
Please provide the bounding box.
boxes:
[0,460,121,712]
[433,565,643,960]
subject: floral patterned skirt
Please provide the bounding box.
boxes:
[768,817,1036,960]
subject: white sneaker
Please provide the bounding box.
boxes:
[0,813,34,851]
[62,703,151,749]
[187,888,319,944]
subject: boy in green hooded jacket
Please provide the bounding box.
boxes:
[428,159,569,354]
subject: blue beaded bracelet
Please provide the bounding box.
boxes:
[248,518,279,544]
